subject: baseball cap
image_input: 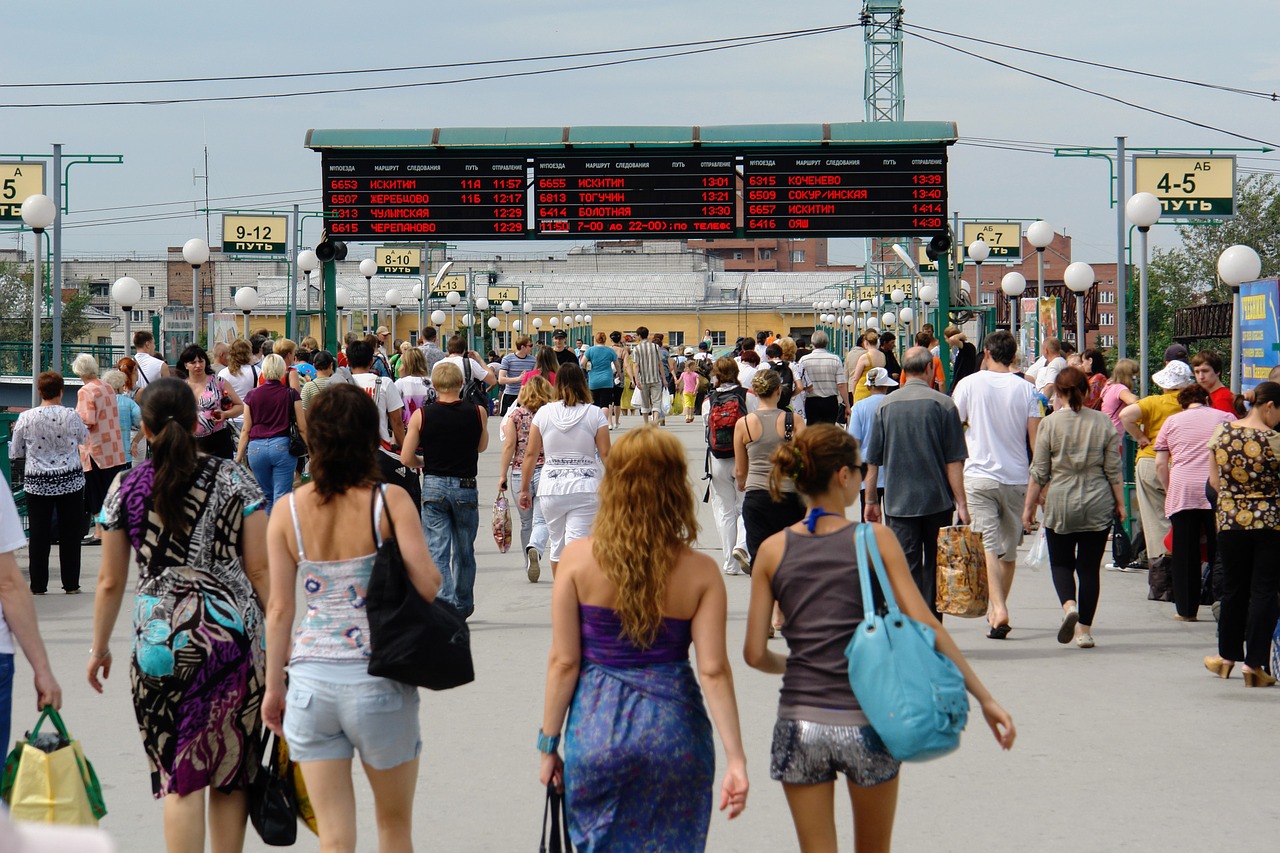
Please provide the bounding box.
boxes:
[1163,343,1189,363]
[866,367,899,388]
[552,329,567,339]
[1151,360,1194,390]
[375,325,390,336]
[684,347,695,356]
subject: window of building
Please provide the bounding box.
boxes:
[708,331,727,346]
[131,309,145,322]
[89,281,109,298]
[790,250,806,263]
[494,331,511,350]
[759,249,772,260]
[97,336,111,346]
[1098,290,1115,304]
[979,291,995,305]
[1099,312,1115,326]
[732,252,743,260]
[148,286,156,299]
[1098,334,1116,347]
[666,331,685,347]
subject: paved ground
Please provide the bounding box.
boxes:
[9,417,1278,851]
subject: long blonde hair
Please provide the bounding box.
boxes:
[591,426,699,647]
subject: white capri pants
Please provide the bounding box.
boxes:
[540,492,598,563]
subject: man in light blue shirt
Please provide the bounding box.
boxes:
[848,367,895,521]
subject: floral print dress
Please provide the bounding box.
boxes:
[99,455,266,797]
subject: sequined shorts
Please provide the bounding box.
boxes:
[770,718,901,787]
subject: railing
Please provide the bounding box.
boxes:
[1172,302,1232,343]
[994,284,1099,330]
[0,343,125,378]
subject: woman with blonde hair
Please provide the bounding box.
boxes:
[499,375,554,582]
[540,426,749,849]
[394,345,437,424]
[236,354,305,514]
[218,339,259,442]
[848,328,886,405]
[272,338,304,394]
[1102,358,1139,436]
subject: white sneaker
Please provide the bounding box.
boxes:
[526,547,541,583]
[1076,633,1095,649]
[723,564,743,576]
[731,547,751,575]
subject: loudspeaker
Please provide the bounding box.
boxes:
[924,233,952,261]
[315,238,347,262]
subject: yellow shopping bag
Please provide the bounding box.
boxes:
[1,707,107,826]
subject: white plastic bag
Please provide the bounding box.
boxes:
[1025,528,1049,571]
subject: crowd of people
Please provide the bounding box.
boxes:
[0,317,1275,852]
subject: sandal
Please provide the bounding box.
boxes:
[986,624,1012,640]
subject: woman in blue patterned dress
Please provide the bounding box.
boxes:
[88,378,269,853]
[539,426,749,851]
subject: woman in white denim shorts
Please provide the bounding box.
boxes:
[263,384,442,850]
[745,425,1017,851]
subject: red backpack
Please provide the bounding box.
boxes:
[706,386,747,458]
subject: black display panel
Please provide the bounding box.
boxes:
[322,151,528,240]
[741,146,947,238]
[533,153,736,237]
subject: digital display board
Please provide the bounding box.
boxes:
[533,153,735,237]
[323,151,528,240]
[742,146,947,238]
[318,144,947,241]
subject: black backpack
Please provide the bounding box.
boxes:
[768,359,794,408]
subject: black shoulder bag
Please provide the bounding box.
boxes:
[286,390,307,458]
[365,486,475,690]
[540,782,574,853]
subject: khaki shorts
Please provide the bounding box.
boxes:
[965,477,1026,560]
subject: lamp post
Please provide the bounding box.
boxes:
[430,308,447,335]
[335,286,350,340]
[487,315,501,354]
[1063,262,1095,352]
[234,286,259,339]
[111,276,142,367]
[1125,192,1162,396]
[918,284,937,331]
[532,316,543,343]
[1027,220,1053,301]
[967,239,990,310]
[429,260,455,333]
[384,288,402,341]
[447,290,461,336]
[360,258,377,335]
[412,283,423,342]
[1001,272,1027,344]
[21,195,56,404]
[297,249,319,339]
[475,297,490,353]
[1217,244,1262,394]
[502,300,514,350]
[183,238,211,344]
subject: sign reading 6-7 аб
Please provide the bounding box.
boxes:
[0,162,47,222]
[1134,156,1236,218]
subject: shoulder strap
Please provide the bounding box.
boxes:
[288,494,306,561]
[855,524,898,615]
[784,410,794,441]
[463,357,473,381]
[370,484,391,547]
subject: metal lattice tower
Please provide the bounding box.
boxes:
[862,0,904,122]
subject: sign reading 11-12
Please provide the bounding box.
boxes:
[222,215,288,255]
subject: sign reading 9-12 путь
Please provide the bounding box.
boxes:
[222,215,288,255]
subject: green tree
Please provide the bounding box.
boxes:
[0,259,97,342]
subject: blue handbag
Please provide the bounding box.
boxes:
[845,523,969,762]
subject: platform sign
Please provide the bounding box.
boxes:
[1240,279,1280,391]
[487,285,520,302]
[0,161,46,222]
[222,215,288,255]
[855,284,879,303]
[429,273,467,298]
[1134,156,1236,218]
[883,277,915,298]
[375,246,421,276]
[962,222,1022,261]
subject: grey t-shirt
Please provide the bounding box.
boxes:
[862,379,967,518]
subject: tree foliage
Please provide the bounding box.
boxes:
[0,259,97,342]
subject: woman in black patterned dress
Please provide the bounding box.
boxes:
[88,378,269,852]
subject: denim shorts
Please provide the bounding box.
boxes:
[283,671,422,769]
[770,718,900,787]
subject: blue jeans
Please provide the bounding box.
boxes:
[248,436,295,514]
[0,653,14,756]
[421,475,480,618]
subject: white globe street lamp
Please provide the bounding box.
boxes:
[899,306,914,325]
[532,317,543,330]
[1063,261,1095,351]
[1001,271,1027,341]
[234,286,260,338]
[1027,221,1053,317]
[22,195,56,403]
[384,288,401,339]
[1218,244,1263,394]
[890,288,906,305]
[334,285,350,339]
[182,237,211,343]
[1125,192,1163,393]
[431,309,447,326]
[111,276,142,364]
[882,311,897,327]
[967,239,990,313]
[549,317,558,328]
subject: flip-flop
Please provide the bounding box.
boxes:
[986,624,1012,640]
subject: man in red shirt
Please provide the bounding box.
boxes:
[1192,350,1235,413]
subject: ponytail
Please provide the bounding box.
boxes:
[770,423,860,500]
[138,378,199,534]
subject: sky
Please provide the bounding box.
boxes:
[4,0,1279,267]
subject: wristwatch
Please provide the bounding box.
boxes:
[536,730,561,754]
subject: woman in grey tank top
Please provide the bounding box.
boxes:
[743,425,1017,850]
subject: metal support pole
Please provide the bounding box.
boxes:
[937,247,952,373]
[1138,226,1150,397]
[123,307,132,370]
[323,262,337,351]
[1230,285,1243,395]
[365,277,373,336]
[31,228,43,406]
[1115,136,1128,359]
[243,310,251,339]
[51,143,63,373]
[289,204,299,340]
[1076,292,1086,351]
[1009,297,1018,342]
[191,265,201,344]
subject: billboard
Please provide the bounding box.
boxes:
[1240,279,1280,391]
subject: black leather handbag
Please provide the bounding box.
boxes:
[248,734,298,846]
[365,486,475,690]
[540,782,574,853]
[286,393,307,458]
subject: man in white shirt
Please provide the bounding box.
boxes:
[348,339,416,504]
[952,329,1042,639]
[1034,337,1067,407]
[0,485,61,751]
[442,336,496,389]
[797,330,848,424]
[132,330,169,389]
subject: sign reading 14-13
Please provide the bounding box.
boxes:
[222,215,288,255]
[0,162,46,222]
[1134,156,1236,217]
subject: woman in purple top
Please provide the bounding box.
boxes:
[236,354,306,515]
[1154,384,1234,620]
[745,425,1016,851]
[539,427,748,850]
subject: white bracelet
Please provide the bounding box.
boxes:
[89,648,111,659]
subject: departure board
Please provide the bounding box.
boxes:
[742,146,947,238]
[533,154,736,237]
[322,151,528,240]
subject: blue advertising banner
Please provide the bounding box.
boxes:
[1240,278,1280,391]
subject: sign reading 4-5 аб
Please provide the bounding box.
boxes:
[1134,156,1236,218]
[0,162,46,222]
